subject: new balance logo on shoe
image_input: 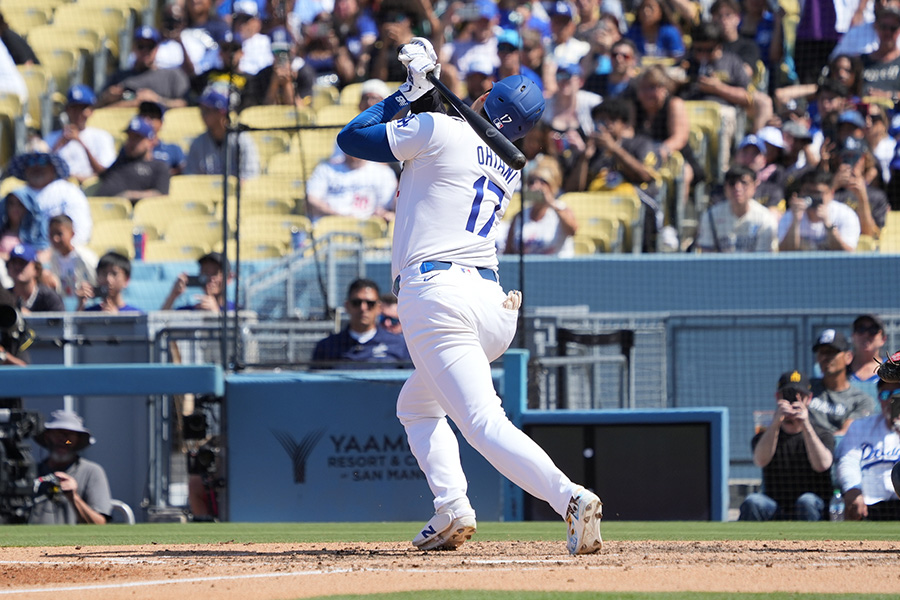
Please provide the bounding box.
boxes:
[420,525,437,539]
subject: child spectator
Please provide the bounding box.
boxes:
[46,214,98,301]
[77,251,142,313]
[6,243,64,313]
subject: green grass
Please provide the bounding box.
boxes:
[3,520,900,547]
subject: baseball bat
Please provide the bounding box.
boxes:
[425,71,527,171]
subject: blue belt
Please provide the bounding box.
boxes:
[393,261,497,294]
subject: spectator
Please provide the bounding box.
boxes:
[97,26,191,109]
[161,251,234,311]
[462,57,495,106]
[778,168,860,251]
[586,38,639,99]
[849,314,887,402]
[185,88,261,180]
[358,78,391,110]
[369,9,416,84]
[46,214,98,301]
[155,1,203,78]
[45,85,117,185]
[192,30,268,112]
[305,150,397,222]
[826,133,887,238]
[542,62,602,180]
[379,292,401,334]
[859,4,900,98]
[6,151,92,246]
[677,22,753,171]
[331,0,379,84]
[547,1,592,67]
[95,117,171,202]
[232,0,274,75]
[505,156,578,257]
[794,0,843,85]
[6,243,64,313]
[579,16,624,97]
[571,98,661,251]
[807,79,854,159]
[835,370,900,520]
[183,0,230,76]
[261,27,311,106]
[830,0,900,60]
[738,0,788,89]
[0,188,49,261]
[862,102,896,184]
[520,28,555,96]
[782,119,818,176]
[0,38,26,103]
[712,0,761,83]
[0,287,30,369]
[625,0,684,59]
[29,410,112,525]
[808,328,878,435]
[739,370,835,521]
[694,165,779,252]
[138,101,187,176]
[496,30,544,92]
[77,251,142,313]
[312,278,410,363]
[0,11,39,66]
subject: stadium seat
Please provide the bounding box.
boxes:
[315,104,359,126]
[879,211,900,253]
[17,65,54,136]
[168,174,237,203]
[238,105,314,130]
[3,6,51,34]
[338,82,364,107]
[311,215,387,242]
[51,4,132,63]
[576,217,622,253]
[158,106,205,152]
[28,25,105,90]
[143,239,209,262]
[164,215,226,248]
[32,48,83,98]
[684,101,727,183]
[856,234,878,252]
[0,177,25,197]
[311,84,340,111]
[560,190,643,252]
[289,128,341,176]
[246,129,292,172]
[240,213,312,249]
[572,235,597,255]
[86,106,136,150]
[132,196,216,235]
[266,151,305,177]
[0,94,26,166]
[88,196,133,222]
[217,238,286,260]
[89,218,137,259]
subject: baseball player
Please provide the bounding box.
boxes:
[336,38,602,555]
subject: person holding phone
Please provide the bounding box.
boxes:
[160,252,234,311]
[835,363,900,520]
[739,370,835,521]
[778,168,860,251]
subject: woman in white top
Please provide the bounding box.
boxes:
[505,157,579,257]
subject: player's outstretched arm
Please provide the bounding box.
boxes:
[336,93,405,163]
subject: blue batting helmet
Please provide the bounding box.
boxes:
[483,75,544,142]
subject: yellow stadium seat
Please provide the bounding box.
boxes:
[315,104,359,126]
[339,82,364,107]
[17,65,53,135]
[0,177,26,197]
[240,213,312,248]
[856,234,878,252]
[266,151,305,177]
[164,215,226,248]
[143,239,209,262]
[577,217,621,253]
[288,128,341,176]
[3,6,51,33]
[132,196,216,235]
[51,4,132,60]
[217,238,286,260]
[684,100,725,183]
[311,84,340,111]
[311,215,387,241]
[572,235,597,255]
[89,218,137,259]
[879,211,900,253]
[560,190,643,252]
[168,174,237,203]
[245,129,291,172]
[0,94,25,167]
[32,48,82,96]
[3,0,66,9]
[86,106,137,140]
[158,106,205,152]
[238,105,314,129]
[88,196,133,222]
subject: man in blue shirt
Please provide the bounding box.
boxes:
[313,278,409,364]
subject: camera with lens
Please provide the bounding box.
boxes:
[0,409,43,523]
[92,284,109,298]
[0,304,24,336]
[801,194,823,209]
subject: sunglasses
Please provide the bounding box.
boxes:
[349,298,377,308]
[498,43,518,53]
[878,389,900,401]
[135,42,157,51]
[379,314,400,327]
[854,324,882,335]
[612,51,634,59]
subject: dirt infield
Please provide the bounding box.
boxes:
[1,539,899,599]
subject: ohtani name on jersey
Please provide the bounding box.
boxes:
[477,146,516,184]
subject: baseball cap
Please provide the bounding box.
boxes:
[757,126,784,149]
[199,88,230,112]
[497,29,521,51]
[556,62,582,79]
[738,134,766,154]
[8,243,36,263]
[466,56,496,77]
[548,1,576,19]
[360,78,390,100]
[838,109,866,129]
[66,84,97,107]
[135,25,161,45]
[199,251,229,271]
[124,116,156,140]
[777,370,812,395]
[853,314,885,333]
[813,328,851,352]
[233,0,258,17]
[215,29,244,46]
[270,26,292,53]
[782,120,812,141]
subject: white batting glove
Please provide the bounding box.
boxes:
[398,55,440,103]
[502,290,522,311]
[398,37,438,66]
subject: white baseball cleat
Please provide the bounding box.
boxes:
[566,486,603,555]
[412,510,477,551]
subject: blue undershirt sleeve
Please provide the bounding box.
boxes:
[336,92,407,163]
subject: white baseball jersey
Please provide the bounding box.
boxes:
[385,112,519,280]
[306,159,398,220]
[47,128,118,180]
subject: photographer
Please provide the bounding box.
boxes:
[835,364,900,520]
[161,252,233,312]
[29,410,112,525]
[739,370,835,521]
[778,169,861,251]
